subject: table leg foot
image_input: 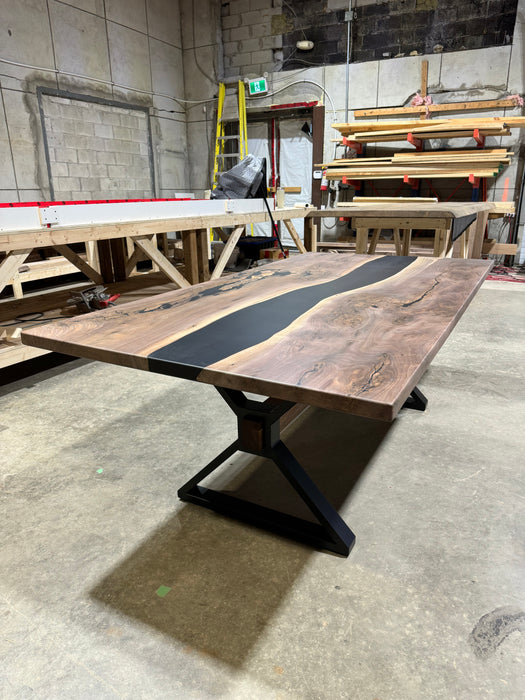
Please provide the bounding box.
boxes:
[402,386,428,412]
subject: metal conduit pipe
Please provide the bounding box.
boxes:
[344,1,354,123]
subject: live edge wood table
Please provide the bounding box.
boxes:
[306,202,494,258]
[22,252,492,556]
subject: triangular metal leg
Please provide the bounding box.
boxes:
[402,386,428,412]
[177,388,356,556]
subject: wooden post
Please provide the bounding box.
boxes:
[304,216,317,252]
[421,61,428,98]
[196,228,210,282]
[467,211,489,259]
[96,240,114,283]
[0,249,32,296]
[368,229,381,254]
[355,228,368,254]
[182,230,199,285]
[109,238,127,281]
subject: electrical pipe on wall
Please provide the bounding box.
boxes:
[345,1,354,123]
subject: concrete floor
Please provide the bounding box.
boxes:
[0,279,524,699]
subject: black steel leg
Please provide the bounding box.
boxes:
[177,388,356,556]
[402,386,428,412]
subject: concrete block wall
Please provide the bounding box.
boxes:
[222,0,284,79]
[0,0,208,204]
[279,0,519,69]
[41,93,153,200]
[180,0,222,196]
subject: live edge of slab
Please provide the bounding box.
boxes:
[22,253,492,423]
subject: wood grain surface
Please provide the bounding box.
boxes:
[22,253,492,421]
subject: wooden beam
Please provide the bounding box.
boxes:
[210,225,245,280]
[421,60,428,100]
[482,240,518,255]
[196,228,210,282]
[181,230,199,285]
[96,239,114,283]
[304,217,317,252]
[133,235,191,288]
[282,219,307,253]
[85,240,100,273]
[125,238,150,277]
[352,216,450,230]
[354,98,521,117]
[467,210,489,259]
[110,238,128,281]
[268,186,302,193]
[367,229,381,254]
[52,244,104,285]
[0,249,32,295]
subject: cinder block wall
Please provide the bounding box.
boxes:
[222,0,284,78]
[0,0,220,203]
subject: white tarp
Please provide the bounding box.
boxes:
[278,119,312,246]
[247,118,312,249]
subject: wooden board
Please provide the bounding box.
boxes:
[353,99,522,117]
[0,207,308,253]
[22,253,492,422]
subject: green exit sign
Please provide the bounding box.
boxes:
[248,77,268,96]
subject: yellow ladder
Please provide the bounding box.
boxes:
[212,81,249,187]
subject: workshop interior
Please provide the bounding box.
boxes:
[0,1,524,698]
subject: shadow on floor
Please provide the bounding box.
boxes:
[90,408,392,668]
[0,353,83,394]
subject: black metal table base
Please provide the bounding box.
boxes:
[178,385,427,556]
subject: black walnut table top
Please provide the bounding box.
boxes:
[22,253,492,421]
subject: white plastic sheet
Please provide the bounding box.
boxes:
[279,119,313,246]
[247,118,313,248]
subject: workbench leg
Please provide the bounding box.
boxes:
[466,211,489,259]
[178,387,356,556]
[401,229,412,256]
[11,277,24,299]
[182,230,200,285]
[0,249,32,296]
[304,217,317,252]
[392,229,402,256]
[367,229,381,254]
[355,228,368,254]
[451,234,466,259]
[196,228,210,282]
[86,241,101,274]
[96,240,115,283]
[433,229,446,257]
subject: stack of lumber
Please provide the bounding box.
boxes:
[331,116,525,143]
[321,148,511,181]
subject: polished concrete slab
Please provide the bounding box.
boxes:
[0,280,524,699]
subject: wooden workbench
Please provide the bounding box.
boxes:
[0,206,309,298]
[304,202,495,258]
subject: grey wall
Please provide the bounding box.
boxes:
[0,0,221,203]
